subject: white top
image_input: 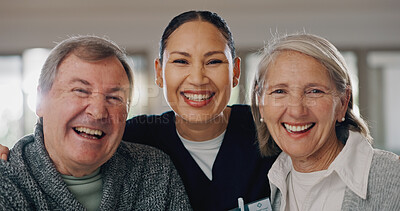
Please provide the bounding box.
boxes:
[178,130,225,180]
[268,131,374,211]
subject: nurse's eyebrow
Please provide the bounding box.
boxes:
[204,51,225,57]
[170,51,191,57]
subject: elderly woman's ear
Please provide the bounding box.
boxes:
[338,87,351,122]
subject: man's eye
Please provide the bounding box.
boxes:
[310,89,324,93]
[207,59,223,65]
[106,95,125,105]
[72,88,90,97]
[173,59,188,64]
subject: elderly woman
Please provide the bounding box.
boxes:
[251,33,400,210]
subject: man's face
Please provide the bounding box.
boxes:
[37,53,130,176]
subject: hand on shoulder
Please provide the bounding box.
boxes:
[0,144,9,161]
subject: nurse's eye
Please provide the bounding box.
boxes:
[173,59,188,64]
[207,59,223,65]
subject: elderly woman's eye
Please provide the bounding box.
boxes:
[306,89,325,97]
[271,89,285,94]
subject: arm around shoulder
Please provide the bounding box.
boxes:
[0,144,9,161]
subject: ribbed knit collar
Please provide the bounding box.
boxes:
[21,125,131,210]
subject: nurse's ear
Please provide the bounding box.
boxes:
[232,57,241,88]
[154,58,163,88]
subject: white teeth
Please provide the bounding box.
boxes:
[183,93,212,101]
[284,123,313,132]
[75,127,103,137]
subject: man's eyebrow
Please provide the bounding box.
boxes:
[69,78,127,92]
[109,87,128,93]
[69,78,90,86]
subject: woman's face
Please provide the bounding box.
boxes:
[259,51,348,160]
[156,21,240,123]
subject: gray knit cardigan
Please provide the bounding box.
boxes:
[270,149,400,210]
[0,125,192,210]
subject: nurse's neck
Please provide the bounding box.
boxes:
[175,108,231,142]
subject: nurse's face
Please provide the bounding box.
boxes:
[156,21,240,123]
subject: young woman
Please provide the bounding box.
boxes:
[1,11,276,211]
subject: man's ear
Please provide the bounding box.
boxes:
[36,86,44,117]
[232,57,241,88]
[154,58,163,88]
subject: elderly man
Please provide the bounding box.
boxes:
[0,35,191,210]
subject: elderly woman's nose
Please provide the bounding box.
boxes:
[287,94,308,117]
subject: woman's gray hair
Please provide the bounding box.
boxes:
[37,35,134,125]
[251,33,372,157]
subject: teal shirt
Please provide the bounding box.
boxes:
[62,169,103,211]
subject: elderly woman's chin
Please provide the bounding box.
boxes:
[274,126,339,161]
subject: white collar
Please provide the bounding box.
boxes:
[268,131,373,201]
[328,131,373,199]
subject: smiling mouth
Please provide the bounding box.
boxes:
[282,123,315,134]
[73,127,105,139]
[181,92,215,101]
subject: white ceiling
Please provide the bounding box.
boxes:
[1,0,399,54]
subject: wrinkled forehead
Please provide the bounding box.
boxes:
[55,54,130,91]
[264,51,333,86]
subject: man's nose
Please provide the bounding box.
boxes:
[85,93,109,120]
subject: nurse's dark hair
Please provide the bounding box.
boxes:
[159,10,236,64]
[251,33,372,157]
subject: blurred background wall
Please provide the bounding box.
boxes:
[1,0,399,154]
